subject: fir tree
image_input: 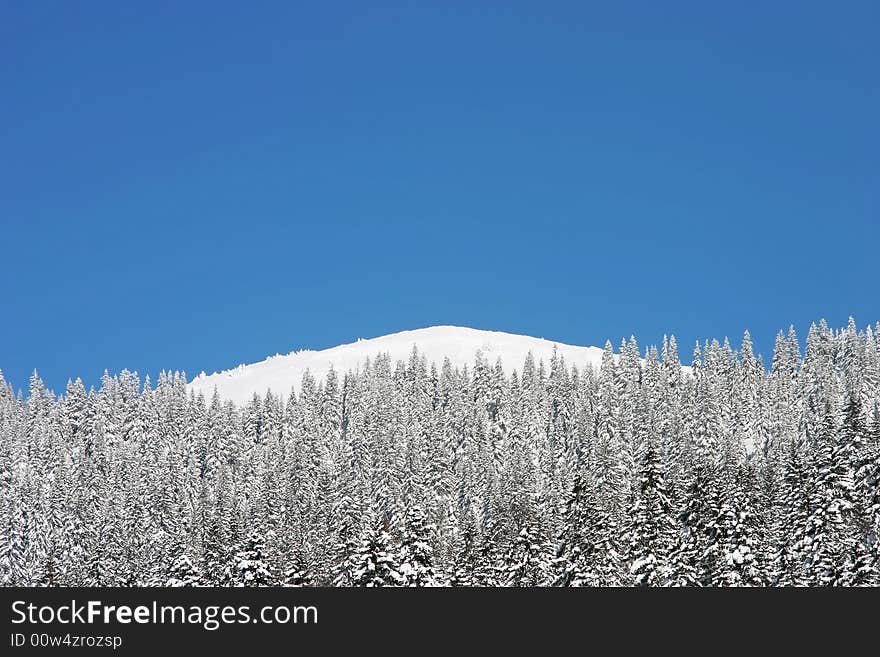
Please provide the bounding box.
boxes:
[628,439,675,586]
[223,531,276,587]
[166,551,203,587]
[351,515,404,587]
[399,504,439,586]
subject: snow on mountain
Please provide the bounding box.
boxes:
[189,326,608,405]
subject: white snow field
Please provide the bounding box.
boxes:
[189,326,608,405]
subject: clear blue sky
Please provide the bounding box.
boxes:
[2,1,877,394]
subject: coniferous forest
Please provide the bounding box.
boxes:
[1,318,879,587]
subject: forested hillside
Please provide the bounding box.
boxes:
[1,318,878,586]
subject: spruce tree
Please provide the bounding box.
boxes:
[628,439,675,586]
[351,514,404,587]
[399,504,439,586]
[223,530,276,587]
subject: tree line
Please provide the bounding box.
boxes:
[1,317,878,586]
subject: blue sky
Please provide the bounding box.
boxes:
[2,1,877,394]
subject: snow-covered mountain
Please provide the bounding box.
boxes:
[189,326,607,405]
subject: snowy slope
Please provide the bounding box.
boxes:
[189,326,608,405]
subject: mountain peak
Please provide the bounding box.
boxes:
[189,326,605,404]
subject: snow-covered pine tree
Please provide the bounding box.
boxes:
[503,521,552,587]
[223,530,276,587]
[628,438,675,586]
[554,473,621,586]
[166,550,203,587]
[350,513,404,587]
[399,504,439,586]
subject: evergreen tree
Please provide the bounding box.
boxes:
[554,474,621,586]
[628,439,675,586]
[166,551,203,587]
[223,531,276,587]
[399,504,439,586]
[351,514,404,587]
[503,522,552,587]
